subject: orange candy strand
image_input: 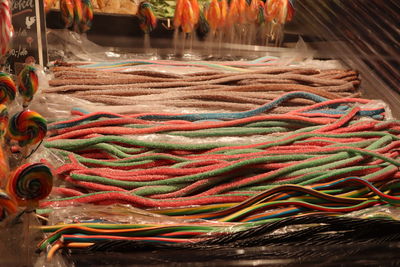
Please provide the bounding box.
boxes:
[174,0,184,28]
[206,0,221,33]
[181,0,195,33]
[219,0,228,29]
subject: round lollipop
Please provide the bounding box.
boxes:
[0,0,13,57]
[138,2,157,34]
[18,65,39,108]
[7,110,47,147]
[0,72,17,104]
[0,189,17,219]
[7,163,53,206]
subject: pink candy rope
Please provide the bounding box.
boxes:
[0,0,13,56]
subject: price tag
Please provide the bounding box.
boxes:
[6,0,48,73]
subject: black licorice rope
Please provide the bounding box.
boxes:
[85,215,400,252]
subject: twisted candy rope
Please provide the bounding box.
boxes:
[18,65,39,107]
[7,110,47,147]
[7,163,53,206]
[138,2,157,34]
[60,0,75,28]
[0,0,13,56]
[0,72,17,104]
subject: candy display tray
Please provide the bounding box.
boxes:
[44,2,400,266]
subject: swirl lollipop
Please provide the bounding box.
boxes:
[60,0,75,28]
[18,65,39,107]
[0,0,13,56]
[7,110,47,147]
[138,2,157,34]
[0,189,17,219]
[7,163,53,206]
[0,72,17,104]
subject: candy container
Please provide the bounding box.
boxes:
[0,189,17,219]
[17,65,39,108]
[7,110,47,147]
[138,2,157,34]
[60,0,75,28]
[0,72,16,104]
[6,163,53,206]
[0,0,13,57]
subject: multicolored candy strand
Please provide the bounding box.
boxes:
[60,0,75,28]
[0,0,13,56]
[138,2,157,34]
[7,110,47,147]
[17,65,39,107]
[7,163,53,206]
[79,0,94,33]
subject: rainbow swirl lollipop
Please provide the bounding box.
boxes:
[60,0,75,28]
[0,189,17,219]
[7,163,53,206]
[18,65,39,107]
[0,72,17,104]
[0,104,8,138]
[7,110,47,147]
[138,2,157,34]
